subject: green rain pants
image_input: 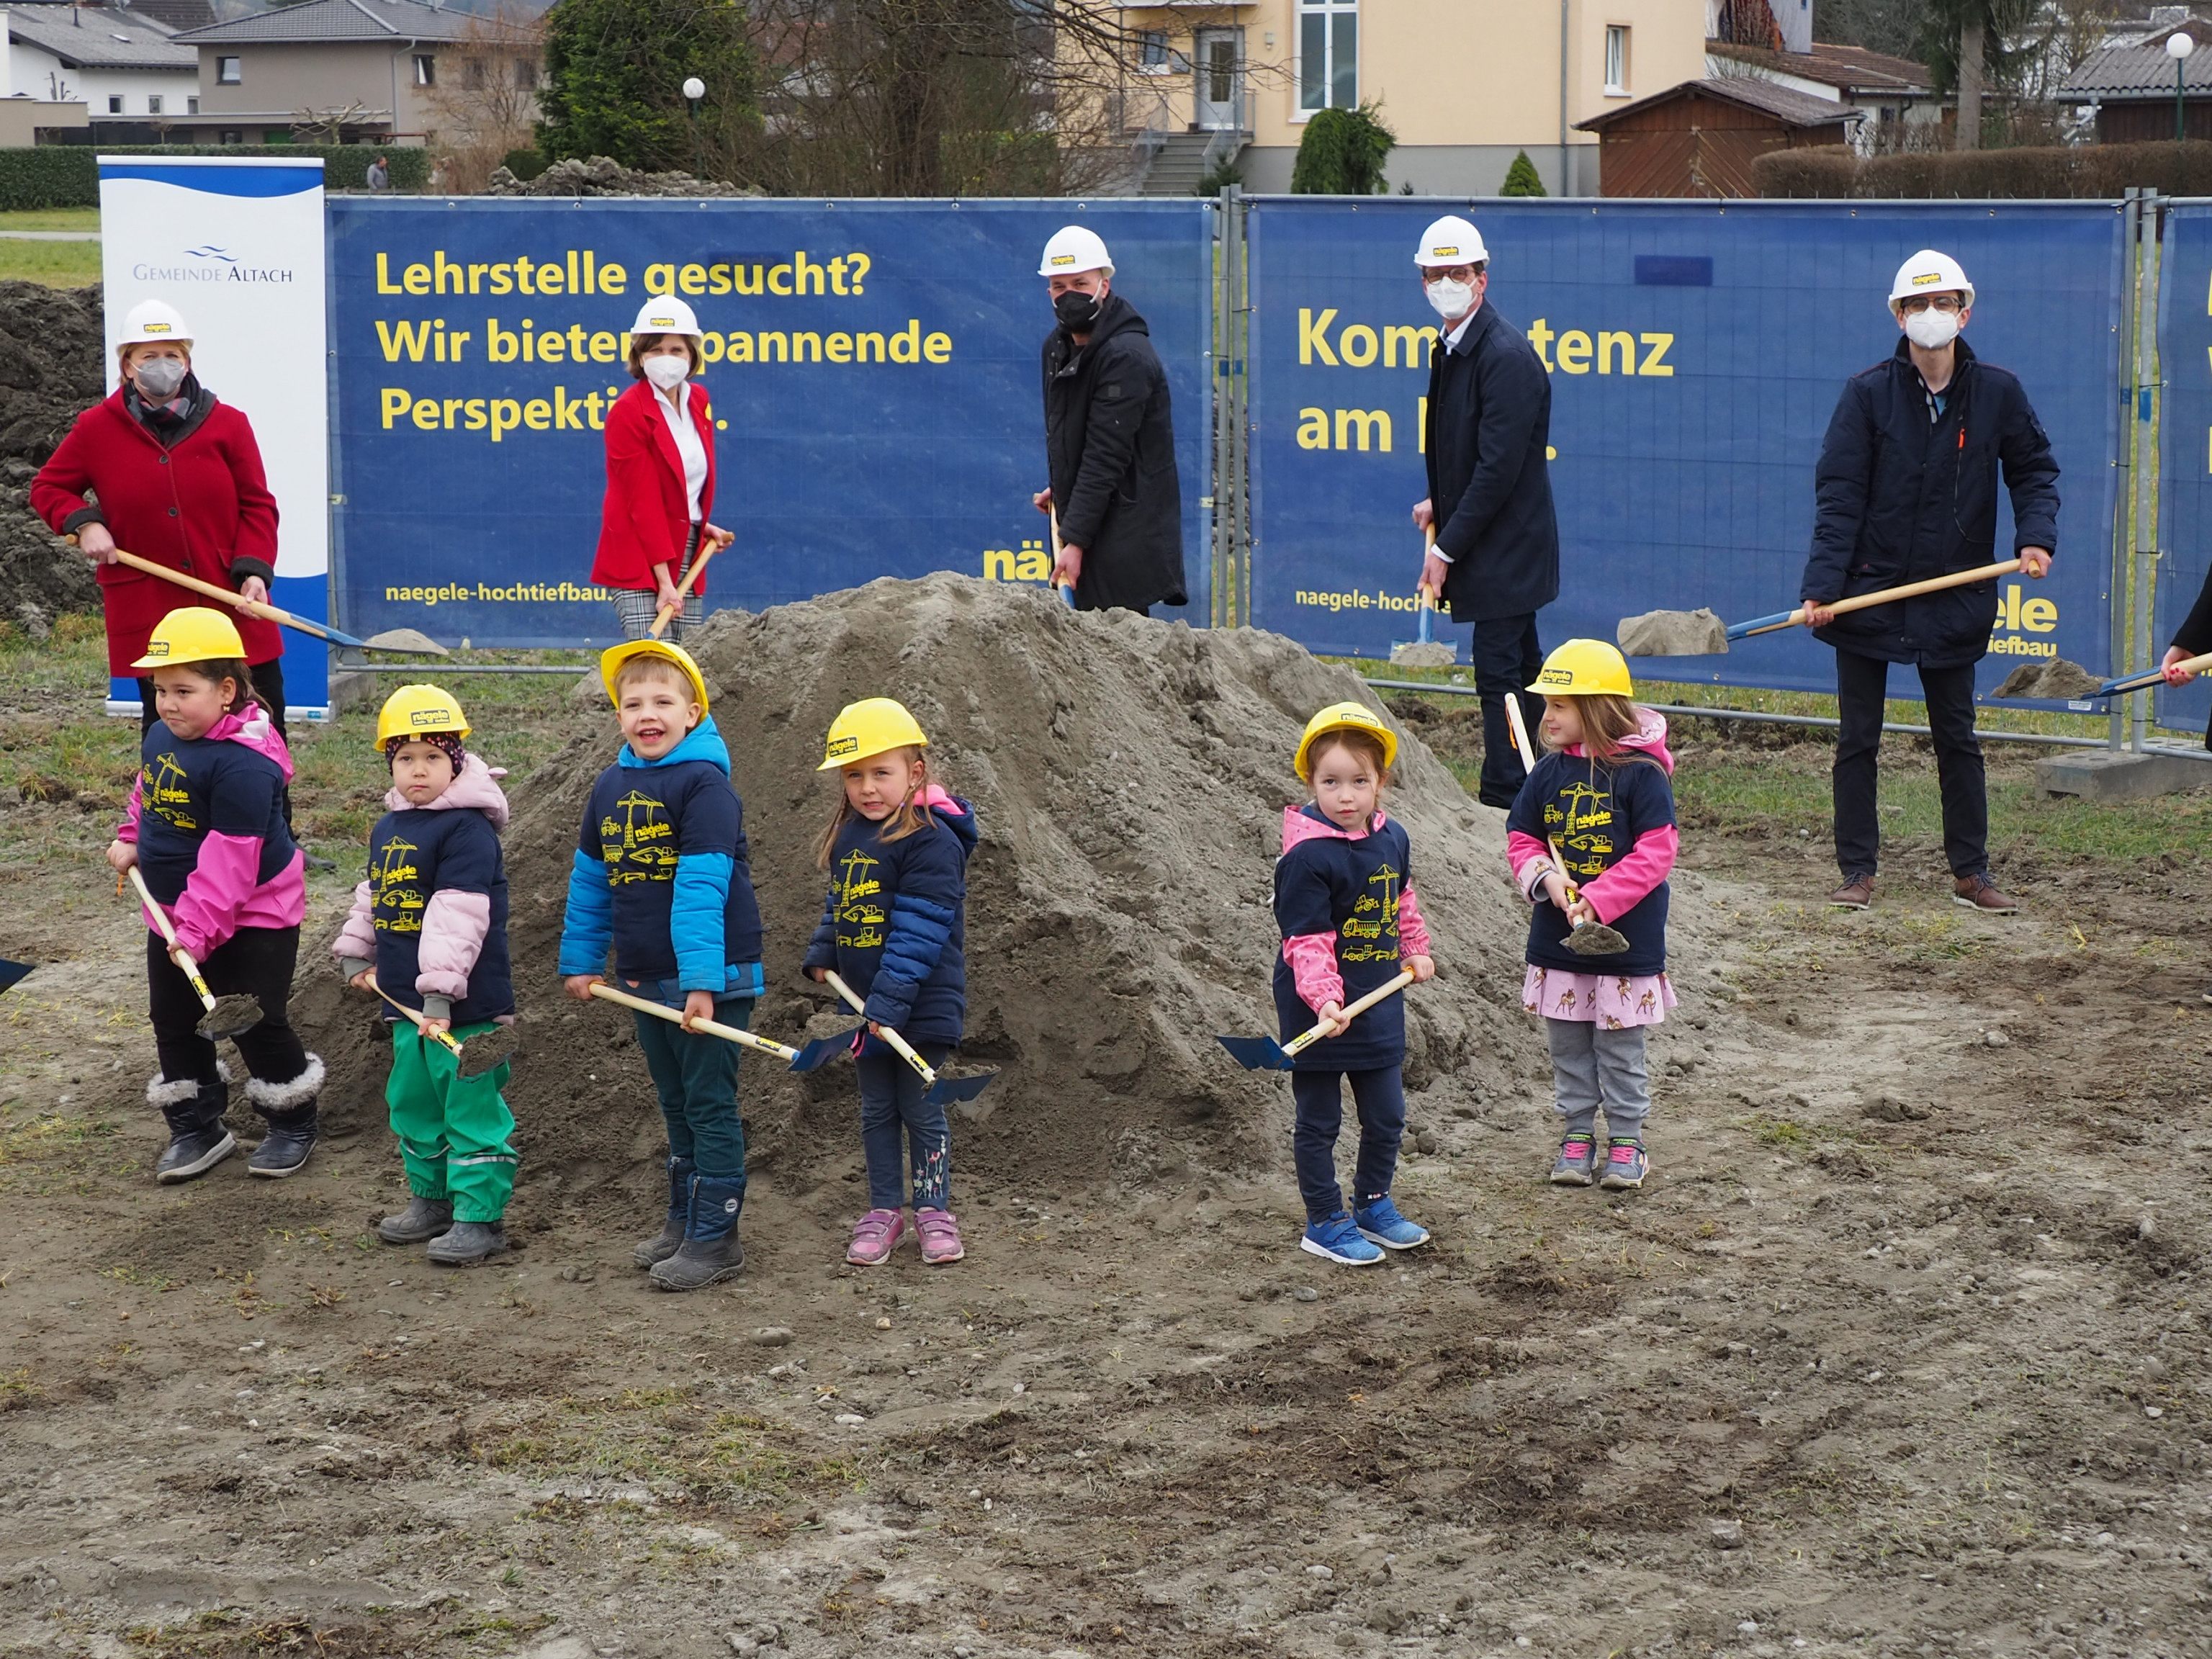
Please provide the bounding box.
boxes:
[386,1020,517,1223]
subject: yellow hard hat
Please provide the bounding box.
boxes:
[376,683,469,748]
[1529,639,1634,698]
[1294,700,1399,783]
[600,639,710,714]
[132,606,246,670]
[819,697,929,770]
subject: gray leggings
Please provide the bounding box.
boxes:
[1545,1019,1650,1143]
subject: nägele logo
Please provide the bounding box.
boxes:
[140,321,172,333]
[1910,271,1942,286]
[647,315,679,328]
[1536,666,1575,686]
[142,640,170,657]
[825,734,860,759]
[1048,253,1076,266]
[1429,244,1460,257]
[409,709,446,727]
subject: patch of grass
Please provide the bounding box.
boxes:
[0,238,101,287]
[0,1366,44,1409]
[468,1396,863,1508]
[0,1105,122,1168]
[1743,1114,1852,1150]
[0,207,99,233]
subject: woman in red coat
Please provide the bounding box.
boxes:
[32,299,287,733]
[593,297,731,642]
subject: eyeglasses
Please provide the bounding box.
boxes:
[1897,295,1964,315]
[1421,265,1482,285]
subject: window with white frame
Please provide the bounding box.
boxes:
[147,94,163,114]
[1138,29,1170,71]
[413,53,436,87]
[1604,24,1630,95]
[217,55,240,84]
[107,94,123,113]
[1298,0,1357,115]
[187,96,199,114]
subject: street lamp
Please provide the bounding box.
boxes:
[682,75,706,176]
[2169,30,2195,143]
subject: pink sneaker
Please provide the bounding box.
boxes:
[915,1208,965,1264]
[846,1208,904,1265]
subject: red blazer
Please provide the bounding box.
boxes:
[592,379,717,593]
[32,388,284,677]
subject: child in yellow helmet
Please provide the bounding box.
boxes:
[804,698,979,1267]
[1273,702,1437,1266]
[332,685,518,1265]
[105,607,321,1182]
[1503,641,1678,1192]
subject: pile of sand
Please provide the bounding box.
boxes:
[1617,606,1725,659]
[300,575,1545,1206]
[1992,657,2105,700]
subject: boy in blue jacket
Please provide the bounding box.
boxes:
[559,641,764,1292]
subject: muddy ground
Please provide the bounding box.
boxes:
[2,657,2209,1657]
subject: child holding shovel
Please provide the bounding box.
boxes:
[1272,703,1437,1267]
[332,685,518,1266]
[803,698,977,1267]
[105,606,321,1183]
[559,641,765,1292]
[1505,641,1677,1192]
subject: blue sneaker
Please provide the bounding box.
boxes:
[1353,1195,1431,1250]
[1301,1212,1384,1266]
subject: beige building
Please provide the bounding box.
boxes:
[1107,0,1711,196]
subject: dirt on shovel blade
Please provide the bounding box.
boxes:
[1389,640,1455,669]
[1618,607,1727,657]
[362,628,449,657]
[1993,657,2104,700]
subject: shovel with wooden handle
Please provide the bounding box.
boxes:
[125,865,264,1040]
[1502,694,1631,958]
[76,542,449,656]
[1619,558,2024,658]
[1047,505,1078,609]
[649,527,733,639]
[362,972,518,1079]
[585,981,852,1073]
[819,971,995,1105]
[1217,968,1416,1072]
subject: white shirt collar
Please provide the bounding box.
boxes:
[1439,304,1481,351]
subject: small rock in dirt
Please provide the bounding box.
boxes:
[1710,1519,1743,1550]
[1982,1029,2010,1048]
[2139,1214,2157,1240]
[14,602,48,641]
[1305,1564,1334,1579]
[1413,1129,1439,1155]
[729,1637,758,1655]
[750,1326,794,1347]
[835,1412,866,1425]
[1293,1286,1319,1303]
[1738,1621,1760,1635]
[873,1316,892,1330]
[2145,1406,2164,1419]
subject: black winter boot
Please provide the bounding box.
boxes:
[150,1074,233,1184]
[633,1155,695,1269]
[427,1220,511,1266]
[378,1196,454,1244]
[246,1055,323,1178]
[649,1174,745,1292]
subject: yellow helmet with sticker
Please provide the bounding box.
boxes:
[819,698,929,770]
[376,684,470,747]
[600,639,710,714]
[1294,701,1399,783]
[132,606,246,669]
[1529,639,1634,698]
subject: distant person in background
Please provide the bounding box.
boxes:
[32,298,287,737]
[592,297,731,642]
[1802,250,2058,917]
[1410,214,1559,810]
[1032,224,1187,617]
[366,155,390,192]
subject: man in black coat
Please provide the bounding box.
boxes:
[1033,225,1187,616]
[1802,249,2059,915]
[1411,215,1560,809]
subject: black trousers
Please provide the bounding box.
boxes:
[136,657,287,739]
[147,927,307,1094]
[1833,649,1987,881]
[1468,611,1545,807]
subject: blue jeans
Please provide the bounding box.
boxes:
[855,1042,951,1210]
[1290,1065,1406,1223]
[627,980,750,1182]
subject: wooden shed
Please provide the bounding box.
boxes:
[1576,77,1860,198]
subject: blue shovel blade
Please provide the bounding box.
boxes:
[925,1070,997,1107]
[788,1029,863,1073]
[0,958,31,995]
[1216,1033,1292,1071]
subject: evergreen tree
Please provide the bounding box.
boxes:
[537,0,760,174]
[1500,150,1547,197]
[1290,102,1397,195]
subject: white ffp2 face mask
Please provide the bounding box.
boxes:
[1426,278,1475,321]
[643,354,691,390]
[1903,308,1961,350]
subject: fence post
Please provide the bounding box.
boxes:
[1217,184,1249,626]
[2134,192,2164,752]
[2113,189,2140,754]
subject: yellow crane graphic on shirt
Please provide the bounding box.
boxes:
[601,790,677,885]
[1339,862,1403,965]
[834,848,887,950]
[143,752,197,830]
[372,836,426,934]
[1543,781,1617,881]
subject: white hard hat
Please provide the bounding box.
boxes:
[1888,249,1974,313]
[1038,225,1113,278]
[117,299,191,351]
[631,297,703,339]
[1414,215,1488,269]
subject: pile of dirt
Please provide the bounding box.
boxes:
[1992,655,2106,700]
[0,282,102,627]
[481,156,760,198]
[1617,605,1725,658]
[295,575,1545,1208]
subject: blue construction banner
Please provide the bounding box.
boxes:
[328,199,1214,644]
[1244,199,2123,697]
[2159,202,2212,737]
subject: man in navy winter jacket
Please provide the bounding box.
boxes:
[1802,251,2059,917]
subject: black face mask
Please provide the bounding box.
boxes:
[1054,289,1103,331]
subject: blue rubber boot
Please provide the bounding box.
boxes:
[649,1173,745,1291]
[634,1155,695,1269]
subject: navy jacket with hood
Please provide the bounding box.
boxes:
[1802,336,2060,668]
[558,716,765,996]
[803,789,976,1048]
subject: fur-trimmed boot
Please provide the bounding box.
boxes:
[246,1054,324,1178]
[633,1155,695,1269]
[148,1074,233,1184]
[648,1173,745,1292]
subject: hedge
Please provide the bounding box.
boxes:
[0,144,430,210]
[1754,140,2212,199]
